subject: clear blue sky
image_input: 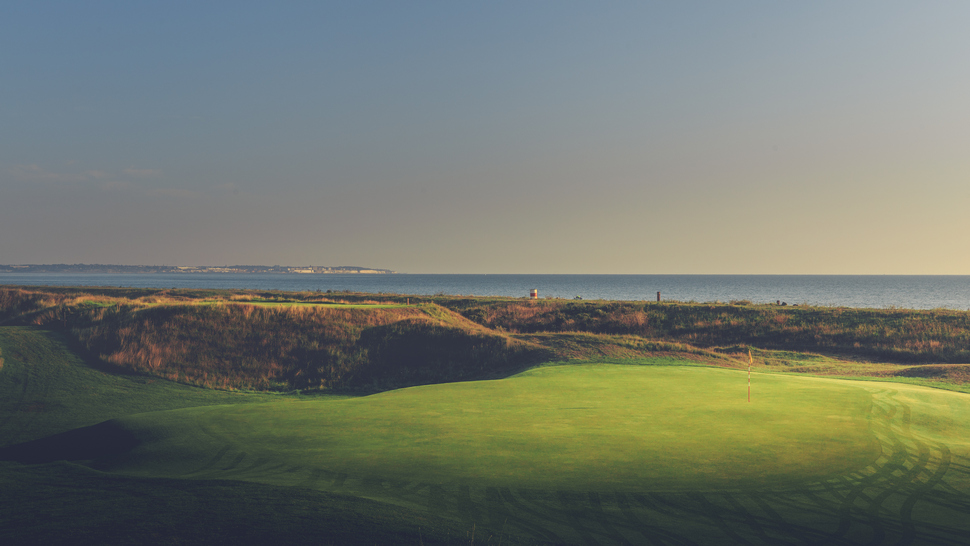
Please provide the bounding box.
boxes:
[2,1,968,273]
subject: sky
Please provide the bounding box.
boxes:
[2,1,968,274]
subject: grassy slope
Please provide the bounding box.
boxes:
[106,368,970,544]
[0,465,487,546]
[6,285,970,394]
[429,296,970,362]
[0,326,281,446]
[1,285,557,392]
[3,286,970,543]
[736,346,970,394]
[5,339,970,544]
[0,326,502,545]
[105,366,880,491]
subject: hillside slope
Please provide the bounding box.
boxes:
[5,286,970,393]
[1,287,560,391]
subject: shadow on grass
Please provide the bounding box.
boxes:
[0,420,138,465]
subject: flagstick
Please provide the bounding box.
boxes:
[748,349,753,403]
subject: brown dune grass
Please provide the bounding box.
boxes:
[4,286,970,392]
[0,289,553,391]
[448,300,970,363]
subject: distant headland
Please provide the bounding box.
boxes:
[0,264,396,274]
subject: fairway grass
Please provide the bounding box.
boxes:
[4,334,970,544]
[110,366,881,492]
[79,365,970,544]
[0,326,283,446]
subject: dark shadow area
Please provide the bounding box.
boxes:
[0,420,139,465]
[0,462,540,546]
[354,319,554,389]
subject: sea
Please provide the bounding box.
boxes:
[2,273,969,310]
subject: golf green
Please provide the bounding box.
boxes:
[6,356,970,544]
[110,365,882,491]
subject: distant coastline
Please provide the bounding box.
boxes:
[0,264,396,274]
[2,272,968,309]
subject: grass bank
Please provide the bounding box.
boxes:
[100,365,882,492]
[0,326,487,545]
[3,298,970,545]
[443,298,970,363]
[4,286,970,394]
[4,357,969,545]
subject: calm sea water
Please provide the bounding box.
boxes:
[2,273,969,310]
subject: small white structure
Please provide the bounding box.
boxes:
[530,289,538,299]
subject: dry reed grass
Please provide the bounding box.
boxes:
[4,296,549,391]
[454,301,970,363]
[6,286,970,392]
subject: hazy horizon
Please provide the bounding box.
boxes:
[3,2,968,275]
[6,265,970,277]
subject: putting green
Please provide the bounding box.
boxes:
[110,365,882,491]
[8,361,970,544]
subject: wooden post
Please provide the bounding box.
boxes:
[657,291,661,302]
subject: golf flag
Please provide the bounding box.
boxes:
[748,349,752,402]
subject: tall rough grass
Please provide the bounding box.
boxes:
[451,300,970,363]
[5,286,970,392]
[0,288,552,391]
